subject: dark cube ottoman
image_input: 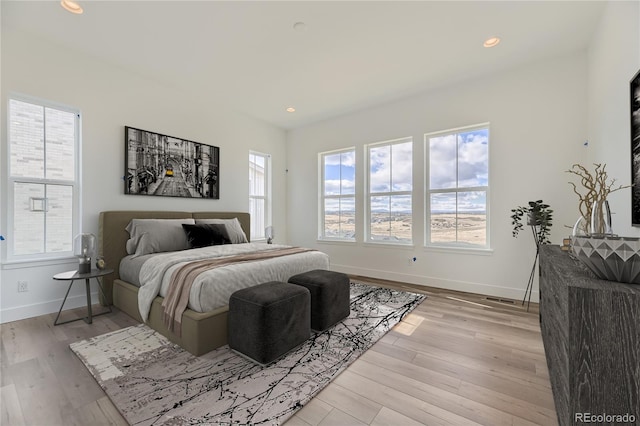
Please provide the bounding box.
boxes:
[288,269,350,331]
[228,281,310,365]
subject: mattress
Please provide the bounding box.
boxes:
[123,243,330,322]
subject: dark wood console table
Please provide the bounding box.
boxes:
[539,245,640,425]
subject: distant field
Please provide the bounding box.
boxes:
[430,213,486,245]
[324,212,486,245]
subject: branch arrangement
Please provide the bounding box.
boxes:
[566,163,632,224]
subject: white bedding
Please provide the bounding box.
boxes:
[137,243,330,322]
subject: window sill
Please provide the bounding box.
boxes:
[423,245,494,256]
[317,239,357,245]
[363,241,414,250]
[1,256,77,270]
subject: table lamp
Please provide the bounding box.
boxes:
[74,233,96,274]
[265,226,274,244]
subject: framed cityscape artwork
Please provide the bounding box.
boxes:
[631,69,640,225]
[124,126,219,199]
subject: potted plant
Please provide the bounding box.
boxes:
[511,200,553,245]
[512,200,554,311]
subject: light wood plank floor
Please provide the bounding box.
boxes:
[1,277,556,425]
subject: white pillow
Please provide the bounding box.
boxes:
[194,218,248,244]
[125,218,196,256]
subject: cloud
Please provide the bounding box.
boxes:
[430,193,455,212]
[458,130,488,187]
[429,135,457,189]
[324,151,355,167]
[324,179,355,195]
[370,141,413,193]
[324,196,355,213]
[429,191,486,213]
[324,150,355,195]
[457,191,486,212]
[429,129,488,189]
[370,195,412,213]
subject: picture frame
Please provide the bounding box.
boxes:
[124,126,219,199]
[631,69,640,225]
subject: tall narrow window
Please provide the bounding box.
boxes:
[249,151,270,240]
[8,96,80,260]
[319,149,355,240]
[426,124,489,248]
[367,138,413,244]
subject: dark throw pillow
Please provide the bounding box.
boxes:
[182,223,232,248]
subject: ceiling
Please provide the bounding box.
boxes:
[2,1,606,129]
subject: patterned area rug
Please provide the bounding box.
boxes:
[70,282,425,425]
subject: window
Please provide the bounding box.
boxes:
[426,124,489,248]
[367,138,413,244]
[249,151,270,240]
[7,96,80,260]
[319,149,355,240]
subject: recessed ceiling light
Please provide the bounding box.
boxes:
[286,107,296,113]
[61,0,83,14]
[293,22,307,32]
[483,37,500,48]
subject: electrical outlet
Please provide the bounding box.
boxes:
[17,281,28,292]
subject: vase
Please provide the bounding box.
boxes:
[572,215,589,236]
[527,212,540,226]
[590,199,613,236]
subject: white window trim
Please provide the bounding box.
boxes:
[4,93,82,264]
[318,147,356,242]
[249,150,271,241]
[365,136,413,245]
[424,122,490,250]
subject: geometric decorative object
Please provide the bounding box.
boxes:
[571,235,640,284]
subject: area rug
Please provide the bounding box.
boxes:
[70,282,425,425]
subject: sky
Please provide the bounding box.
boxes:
[323,128,488,215]
[429,128,488,213]
[323,151,356,216]
[324,150,355,196]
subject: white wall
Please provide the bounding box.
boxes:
[587,0,640,236]
[0,30,287,323]
[287,53,590,302]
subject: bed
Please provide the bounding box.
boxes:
[98,211,329,356]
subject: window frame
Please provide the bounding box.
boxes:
[365,136,413,245]
[425,123,490,250]
[249,150,271,241]
[318,147,356,242]
[5,94,82,263]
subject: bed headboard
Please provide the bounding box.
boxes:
[98,210,250,305]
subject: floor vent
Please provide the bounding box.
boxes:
[485,297,516,304]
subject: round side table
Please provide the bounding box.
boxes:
[53,268,114,325]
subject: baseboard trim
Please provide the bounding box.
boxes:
[0,291,99,324]
[331,263,539,302]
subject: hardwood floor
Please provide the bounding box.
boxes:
[1,278,556,425]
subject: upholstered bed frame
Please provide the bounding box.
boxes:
[98,210,251,356]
